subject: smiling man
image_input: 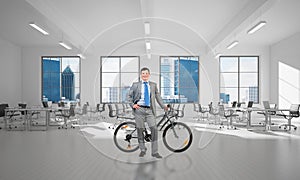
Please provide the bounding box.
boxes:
[128,67,168,158]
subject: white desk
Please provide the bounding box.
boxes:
[4,107,69,131]
[26,108,53,131]
[245,108,289,131]
[229,107,268,130]
[4,107,27,130]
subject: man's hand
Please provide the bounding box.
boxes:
[133,104,140,109]
[164,105,169,111]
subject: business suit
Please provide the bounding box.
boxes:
[128,80,165,156]
[128,81,165,117]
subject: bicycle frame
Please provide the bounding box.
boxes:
[157,108,179,131]
[114,105,193,153]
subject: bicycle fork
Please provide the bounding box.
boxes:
[170,123,179,138]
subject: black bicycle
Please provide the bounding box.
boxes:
[113,106,193,153]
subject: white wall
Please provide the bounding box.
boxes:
[0,37,22,106]
[271,32,300,108]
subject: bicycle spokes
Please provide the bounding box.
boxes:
[162,122,193,153]
[114,121,139,152]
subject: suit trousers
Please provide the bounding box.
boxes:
[134,107,158,154]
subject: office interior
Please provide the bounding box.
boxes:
[1,0,300,180]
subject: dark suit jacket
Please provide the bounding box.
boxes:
[128,81,165,116]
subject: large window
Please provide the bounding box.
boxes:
[42,57,80,103]
[219,56,259,103]
[100,56,139,103]
[160,56,199,103]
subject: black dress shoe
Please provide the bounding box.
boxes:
[139,151,146,157]
[151,153,162,158]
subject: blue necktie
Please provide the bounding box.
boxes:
[144,82,150,106]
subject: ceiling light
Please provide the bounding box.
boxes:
[247,21,267,34]
[144,22,150,35]
[226,41,239,49]
[77,53,85,59]
[29,22,49,35]
[147,53,151,59]
[59,41,72,50]
[215,53,222,59]
[145,41,151,50]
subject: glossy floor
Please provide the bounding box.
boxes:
[0,119,300,180]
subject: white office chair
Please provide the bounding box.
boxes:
[277,104,300,130]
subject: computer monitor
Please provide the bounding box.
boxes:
[247,101,254,108]
[263,101,270,109]
[237,103,242,108]
[231,101,237,108]
[42,101,48,108]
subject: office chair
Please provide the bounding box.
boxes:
[257,101,277,125]
[18,103,27,115]
[4,104,25,130]
[218,104,239,129]
[107,103,134,129]
[121,103,131,115]
[107,104,118,129]
[87,103,101,121]
[42,101,49,108]
[98,103,106,113]
[234,101,253,125]
[0,104,9,130]
[57,104,76,129]
[193,103,201,121]
[208,102,219,125]
[277,104,300,130]
[88,103,106,121]
[18,103,41,126]
[74,103,89,125]
[193,103,208,121]
[175,104,185,118]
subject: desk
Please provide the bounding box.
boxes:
[26,108,53,131]
[4,107,27,130]
[245,108,289,131]
[229,107,266,130]
[4,107,68,131]
[50,107,71,128]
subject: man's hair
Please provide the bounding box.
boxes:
[140,67,150,73]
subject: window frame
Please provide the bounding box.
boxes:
[219,56,259,104]
[159,56,200,103]
[100,56,140,103]
[41,56,81,103]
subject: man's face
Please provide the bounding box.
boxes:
[141,70,150,81]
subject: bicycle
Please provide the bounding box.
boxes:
[113,105,193,153]
[156,104,185,131]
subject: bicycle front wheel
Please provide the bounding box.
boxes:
[162,122,193,153]
[113,121,139,152]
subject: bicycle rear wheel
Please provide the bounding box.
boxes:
[113,121,139,152]
[162,122,193,152]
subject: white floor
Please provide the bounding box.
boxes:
[1,116,300,180]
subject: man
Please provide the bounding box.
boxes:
[128,67,168,158]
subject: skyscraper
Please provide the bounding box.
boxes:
[62,65,75,101]
[42,59,60,102]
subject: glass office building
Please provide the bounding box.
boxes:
[160,57,199,103]
[61,66,75,101]
[42,59,60,103]
[42,58,78,103]
[178,58,199,102]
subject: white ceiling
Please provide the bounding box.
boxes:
[1,0,300,56]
